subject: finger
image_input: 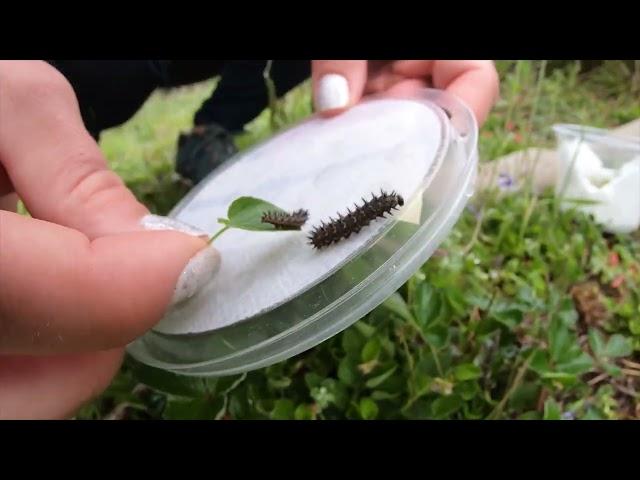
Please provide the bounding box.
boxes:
[0,349,123,419]
[431,60,500,126]
[363,71,407,95]
[0,210,219,355]
[383,78,429,96]
[0,61,220,354]
[363,60,434,94]
[0,60,148,240]
[390,60,435,78]
[312,60,368,115]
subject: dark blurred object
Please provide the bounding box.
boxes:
[48,60,311,186]
[175,124,238,185]
[177,61,310,185]
[47,60,310,139]
[192,60,310,132]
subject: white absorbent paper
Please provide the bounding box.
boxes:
[155,99,443,334]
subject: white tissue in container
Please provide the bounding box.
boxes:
[553,124,640,234]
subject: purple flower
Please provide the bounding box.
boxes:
[561,411,575,420]
[497,172,516,191]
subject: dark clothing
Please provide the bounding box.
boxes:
[47,60,311,138]
[192,60,311,132]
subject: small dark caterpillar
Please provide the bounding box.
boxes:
[261,209,309,230]
[308,190,404,249]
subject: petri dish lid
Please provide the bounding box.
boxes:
[127,88,479,377]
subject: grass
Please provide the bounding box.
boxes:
[78,60,640,420]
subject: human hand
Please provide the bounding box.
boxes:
[0,61,220,419]
[311,60,499,126]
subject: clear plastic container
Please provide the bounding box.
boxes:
[126,88,479,377]
[553,123,640,233]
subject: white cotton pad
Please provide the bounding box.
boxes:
[155,99,443,334]
[554,125,640,234]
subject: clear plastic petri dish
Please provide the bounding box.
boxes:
[553,123,640,168]
[126,88,479,377]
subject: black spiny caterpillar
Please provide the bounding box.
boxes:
[308,190,404,249]
[261,209,309,230]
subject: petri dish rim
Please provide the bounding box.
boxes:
[126,88,479,377]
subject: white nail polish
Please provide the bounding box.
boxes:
[141,214,209,239]
[171,247,221,306]
[316,74,350,111]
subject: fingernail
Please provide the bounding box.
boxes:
[141,215,220,307]
[141,214,209,240]
[171,247,221,306]
[315,74,350,111]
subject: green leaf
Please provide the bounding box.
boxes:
[456,380,480,401]
[402,399,432,420]
[629,318,640,335]
[255,399,275,416]
[529,349,550,374]
[416,356,440,378]
[361,338,381,363]
[371,390,401,401]
[341,329,365,357]
[127,359,210,397]
[602,362,622,377]
[425,324,449,348]
[304,372,324,390]
[163,397,224,420]
[414,284,440,327]
[541,371,577,383]
[354,321,377,338]
[337,358,360,386]
[453,363,482,381]
[294,404,316,420]
[365,366,398,389]
[223,196,300,231]
[556,352,593,375]
[554,299,578,326]
[268,376,292,389]
[359,398,379,420]
[583,408,604,420]
[549,316,573,363]
[561,197,602,206]
[382,293,414,322]
[588,329,606,358]
[445,288,467,315]
[603,334,633,358]
[518,411,542,420]
[431,395,463,418]
[413,367,433,391]
[509,383,540,411]
[543,398,562,420]
[492,309,523,329]
[270,399,295,420]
